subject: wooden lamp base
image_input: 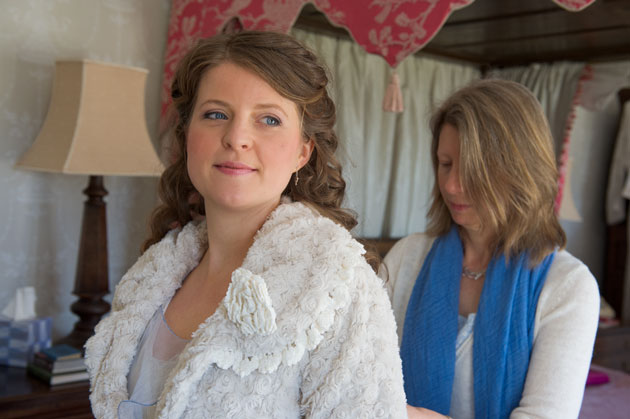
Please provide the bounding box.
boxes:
[58,175,111,350]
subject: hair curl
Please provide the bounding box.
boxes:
[427,79,566,265]
[143,32,376,265]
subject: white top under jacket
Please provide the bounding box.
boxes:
[85,201,408,419]
[119,304,189,418]
[383,233,600,419]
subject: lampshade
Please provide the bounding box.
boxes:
[16,59,164,176]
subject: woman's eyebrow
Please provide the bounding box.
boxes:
[197,99,230,108]
[253,103,289,118]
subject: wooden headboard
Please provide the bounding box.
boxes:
[295,1,630,68]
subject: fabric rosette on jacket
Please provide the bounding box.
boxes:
[225,268,277,336]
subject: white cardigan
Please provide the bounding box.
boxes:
[85,202,407,419]
[384,233,600,419]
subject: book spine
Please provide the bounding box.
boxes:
[31,356,54,372]
[27,364,52,383]
[41,345,82,361]
[34,351,54,364]
[49,370,90,386]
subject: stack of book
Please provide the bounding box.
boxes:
[27,344,88,386]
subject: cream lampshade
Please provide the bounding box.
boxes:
[16,59,164,349]
[17,59,164,175]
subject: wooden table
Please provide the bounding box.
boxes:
[0,366,92,419]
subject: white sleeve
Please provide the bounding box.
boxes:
[510,252,600,419]
[382,234,433,344]
[379,237,406,302]
[300,265,408,419]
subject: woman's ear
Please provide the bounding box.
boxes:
[298,138,315,169]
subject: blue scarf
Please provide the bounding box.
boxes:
[400,227,555,418]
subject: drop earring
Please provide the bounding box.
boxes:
[294,167,299,186]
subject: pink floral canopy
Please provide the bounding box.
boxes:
[161,0,597,114]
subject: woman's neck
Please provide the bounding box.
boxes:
[203,200,280,275]
[459,226,494,271]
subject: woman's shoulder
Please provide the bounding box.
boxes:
[252,200,366,271]
[135,219,206,271]
[537,249,600,320]
[546,249,599,293]
[383,233,435,278]
[379,233,434,311]
[245,198,376,307]
[260,200,354,241]
[387,233,435,259]
[112,220,207,309]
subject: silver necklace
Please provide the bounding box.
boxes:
[462,265,485,280]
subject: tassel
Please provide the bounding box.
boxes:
[383,70,403,113]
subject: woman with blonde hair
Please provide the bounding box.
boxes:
[85,31,407,419]
[385,79,599,419]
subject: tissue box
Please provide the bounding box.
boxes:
[0,316,52,367]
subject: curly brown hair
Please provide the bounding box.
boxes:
[427,79,566,265]
[143,31,362,258]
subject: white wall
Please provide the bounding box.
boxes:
[0,0,171,340]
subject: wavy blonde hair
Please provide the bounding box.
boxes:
[143,32,376,264]
[427,79,566,265]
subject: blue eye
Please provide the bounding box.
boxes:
[262,116,280,126]
[203,111,228,120]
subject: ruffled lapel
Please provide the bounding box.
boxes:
[86,221,207,419]
[157,202,366,419]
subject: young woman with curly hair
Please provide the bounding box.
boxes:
[85,31,406,419]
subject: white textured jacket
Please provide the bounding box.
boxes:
[85,202,407,419]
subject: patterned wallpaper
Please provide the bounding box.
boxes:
[0,0,171,340]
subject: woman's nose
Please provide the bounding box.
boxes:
[445,168,463,194]
[222,118,252,150]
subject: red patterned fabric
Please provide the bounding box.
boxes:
[161,0,474,115]
[552,0,597,11]
[161,0,598,115]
